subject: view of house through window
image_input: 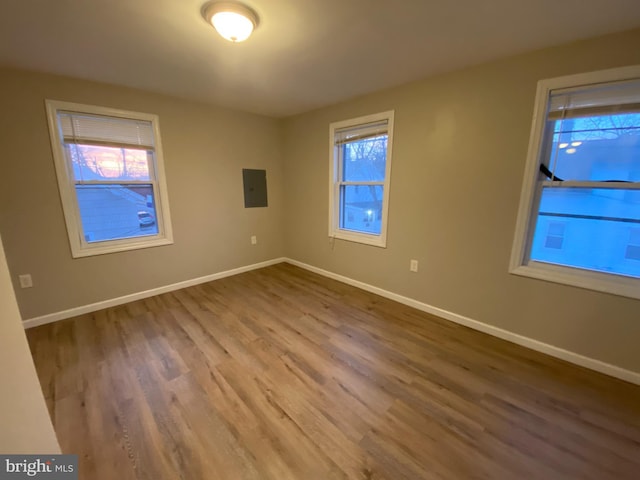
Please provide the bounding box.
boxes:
[71,145,159,242]
[330,111,394,247]
[340,135,387,235]
[46,101,173,257]
[531,111,640,278]
[511,69,640,298]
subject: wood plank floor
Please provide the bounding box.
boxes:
[27,263,640,479]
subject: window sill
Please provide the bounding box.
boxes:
[331,229,387,248]
[70,236,173,258]
[509,262,640,301]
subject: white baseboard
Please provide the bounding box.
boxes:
[22,258,287,329]
[284,258,640,386]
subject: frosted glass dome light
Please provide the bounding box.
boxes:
[202,2,259,43]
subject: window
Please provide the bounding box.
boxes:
[510,66,640,299]
[46,100,173,258]
[329,111,394,247]
[544,222,566,250]
[626,228,640,261]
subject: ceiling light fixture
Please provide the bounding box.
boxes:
[201,1,259,43]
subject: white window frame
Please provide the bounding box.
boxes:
[509,65,640,300]
[329,111,394,248]
[45,100,174,258]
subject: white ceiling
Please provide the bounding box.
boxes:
[1,0,640,117]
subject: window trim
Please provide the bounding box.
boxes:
[509,65,640,300]
[45,100,174,258]
[328,110,394,248]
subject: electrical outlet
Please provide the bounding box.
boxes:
[19,274,33,288]
[251,235,257,245]
[410,260,418,272]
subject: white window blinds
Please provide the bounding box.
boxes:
[57,112,155,149]
[548,79,640,120]
[334,119,389,145]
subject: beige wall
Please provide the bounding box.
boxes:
[0,68,285,319]
[282,28,640,373]
[0,233,60,453]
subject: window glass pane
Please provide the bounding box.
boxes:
[76,184,158,243]
[340,185,383,235]
[342,135,387,182]
[67,144,151,181]
[530,187,640,278]
[547,113,640,181]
